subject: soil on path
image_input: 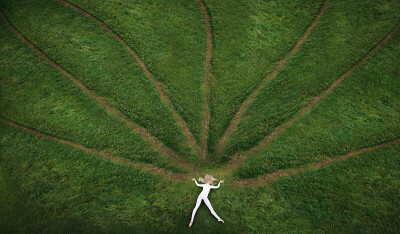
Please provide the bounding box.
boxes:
[196,0,213,160]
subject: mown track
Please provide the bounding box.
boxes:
[196,0,213,160]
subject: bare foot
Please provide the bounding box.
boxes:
[189,221,193,227]
[218,219,224,224]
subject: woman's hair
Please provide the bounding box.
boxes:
[198,174,218,185]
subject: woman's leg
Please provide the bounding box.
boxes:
[190,197,203,222]
[203,198,222,221]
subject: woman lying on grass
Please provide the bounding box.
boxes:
[189,174,224,227]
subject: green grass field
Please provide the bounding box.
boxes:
[1,0,399,232]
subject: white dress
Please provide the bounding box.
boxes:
[190,180,222,222]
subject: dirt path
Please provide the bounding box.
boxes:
[58,0,202,158]
[0,117,187,181]
[232,138,400,188]
[222,24,399,173]
[216,0,330,154]
[196,0,213,160]
[0,11,199,174]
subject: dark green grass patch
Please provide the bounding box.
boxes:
[224,0,400,158]
[0,0,195,158]
[236,29,400,178]
[67,0,206,142]
[0,21,183,172]
[206,0,323,154]
[238,144,400,233]
[0,122,161,232]
[0,167,32,233]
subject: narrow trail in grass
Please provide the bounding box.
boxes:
[232,138,400,188]
[196,0,213,160]
[0,117,187,181]
[0,11,199,173]
[58,0,202,158]
[222,24,399,173]
[216,0,330,154]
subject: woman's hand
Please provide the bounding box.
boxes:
[220,180,224,183]
[192,178,196,181]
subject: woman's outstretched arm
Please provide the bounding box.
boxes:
[192,178,204,187]
[211,180,224,189]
